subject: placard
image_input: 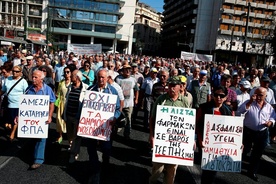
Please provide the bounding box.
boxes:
[67,44,102,55]
[201,115,244,172]
[77,91,117,141]
[152,105,196,166]
[18,95,50,138]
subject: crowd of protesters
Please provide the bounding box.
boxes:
[0,47,276,183]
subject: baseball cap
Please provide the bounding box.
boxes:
[72,57,78,62]
[261,76,270,82]
[239,80,251,89]
[21,49,27,54]
[26,56,33,60]
[122,64,131,69]
[179,75,187,83]
[131,63,138,67]
[168,76,181,85]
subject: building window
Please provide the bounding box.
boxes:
[95,25,115,33]
[72,22,92,31]
[29,5,42,16]
[29,18,41,28]
[52,20,69,28]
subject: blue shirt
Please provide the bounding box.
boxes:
[238,100,275,131]
[2,77,28,108]
[54,63,66,82]
[0,55,8,63]
[26,83,56,103]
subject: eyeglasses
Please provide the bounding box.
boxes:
[108,65,114,68]
[214,93,226,98]
[64,71,70,74]
[41,70,47,72]
[12,70,21,73]
[85,65,90,67]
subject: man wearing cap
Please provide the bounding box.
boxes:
[188,70,211,109]
[143,64,150,78]
[149,76,189,184]
[236,80,251,112]
[179,75,193,108]
[141,67,159,130]
[250,76,275,104]
[22,55,36,85]
[115,64,139,139]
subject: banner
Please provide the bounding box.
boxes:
[201,115,244,172]
[67,44,102,55]
[180,51,213,61]
[18,95,50,138]
[152,105,196,166]
[77,91,117,141]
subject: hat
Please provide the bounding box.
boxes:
[175,62,181,68]
[131,63,138,67]
[26,56,33,60]
[261,76,270,82]
[239,80,251,89]
[168,76,181,85]
[200,70,208,75]
[72,57,78,62]
[179,75,187,83]
[150,68,158,73]
[122,64,131,69]
[145,64,150,68]
[21,49,27,54]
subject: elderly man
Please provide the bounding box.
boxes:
[87,69,121,184]
[63,70,89,163]
[149,76,189,184]
[238,87,275,182]
[16,70,55,169]
[53,58,67,90]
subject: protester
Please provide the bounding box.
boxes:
[87,69,121,184]
[53,58,67,90]
[80,61,94,86]
[15,70,55,169]
[238,87,275,182]
[148,76,189,184]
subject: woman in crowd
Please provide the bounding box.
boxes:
[196,85,233,184]
[39,65,55,90]
[55,66,72,144]
[0,66,28,141]
[80,61,94,86]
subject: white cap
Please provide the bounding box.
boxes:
[72,57,78,62]
[239,80,251,89]
[26,56,33,60]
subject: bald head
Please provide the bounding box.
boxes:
[255,87,267,95]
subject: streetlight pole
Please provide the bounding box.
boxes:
[243,2,250,62]
[24,0,28,42]
[128,23,134,55]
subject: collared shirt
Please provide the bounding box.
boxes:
[250,87,275,104]
[236,89,250,108]
[238,100,275,131]
[141,77,159,95]
[152,82,169,100]
[54,63,67,82]
[26,83,56,103]
[0,55,8,63]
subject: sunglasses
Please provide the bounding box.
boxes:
[64,71,70,74]
[108,65,114,67]
[12,70,21,73]
[214,93,226,98]
[85,65,90,67]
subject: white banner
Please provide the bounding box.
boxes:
[67,44,102,55]
[181,51,213,61]
[152,105,196,166]
[77,91,117,141]
[18,95,50,138]
[201,115,244,172]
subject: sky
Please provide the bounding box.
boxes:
[139,0,164,13]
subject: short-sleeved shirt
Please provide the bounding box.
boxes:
[54,63,67,82]
[2,77,28,108]
[152,82,169,100]
[141,77,159,95]
[26,83,56,103]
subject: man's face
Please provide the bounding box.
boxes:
[160,72,168,83]
[71,70,78,84]
[132,66,138,73]
[168,83,180,97]
[36,58,43,67]
[254,89,266,103]
[123,68,131,78]
[221,79,231,88]
[0,51,3,56]
[32,71,43,86]
[261,81,269,89]
[97,70,108,87]
[60,59,66,65]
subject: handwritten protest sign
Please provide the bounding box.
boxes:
[201,115,244,172]
[18,95,50,138]
[152,105,196,166]
[77,91,117,141]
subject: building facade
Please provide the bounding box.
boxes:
[48,0,136,53]
[162,0,275,66]
[132,2,163,56]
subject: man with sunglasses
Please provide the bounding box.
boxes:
[238,87,275,182]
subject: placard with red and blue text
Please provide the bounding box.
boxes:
[18,95,50,138]
[201,115,244,172]
[77,91,117,141]
[153,105,196,166]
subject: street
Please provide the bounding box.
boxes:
[0,111,276,184]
